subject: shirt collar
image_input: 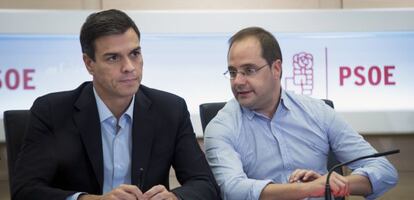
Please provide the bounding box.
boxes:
[279,89,292,111]
[93,87,134,123]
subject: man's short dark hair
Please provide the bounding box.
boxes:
[80,9,141,61]
[228,27,283,66]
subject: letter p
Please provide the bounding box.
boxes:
[339,66,351,86]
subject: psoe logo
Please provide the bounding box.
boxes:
[284,52,314,95]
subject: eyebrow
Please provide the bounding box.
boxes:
[131,46,141,52]
[102,46,141,57]
[128,46,142,55]
[228,63,257,69]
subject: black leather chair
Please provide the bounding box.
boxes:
[199,99,344,200]
[3,110,31,193]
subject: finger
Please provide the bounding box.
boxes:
[338,176,350,197]
[148,191,176,200]
[303,170,321,181]
[342,177,350,197]
[289,169,306,183]
[334,174,349,197]
[332,179,344,196]
[107,186,139,200]
[289,169,301,183]
[118,184,144,199]
[329,173,349,197]
[144,185,166,199]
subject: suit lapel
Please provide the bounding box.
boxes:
[73,83,104,191]
[131,88,156,190]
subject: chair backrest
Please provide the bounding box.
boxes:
[199,102,226,132]
[199,99,344,179]
[3,110,31,190]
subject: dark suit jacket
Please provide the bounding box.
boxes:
[12,82,220,200]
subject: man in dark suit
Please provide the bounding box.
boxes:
[12,9,220,200]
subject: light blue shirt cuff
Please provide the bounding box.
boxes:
[352,166,398,200]
[66,192,87,200]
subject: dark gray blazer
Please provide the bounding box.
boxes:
[12,82,220,200]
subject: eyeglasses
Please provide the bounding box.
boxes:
[223,63,268,79]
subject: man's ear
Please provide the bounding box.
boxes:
[83,54,95,75]
[271,59,282,80]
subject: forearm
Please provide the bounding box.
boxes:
[78,194,101,200]
[172,179,220,200]
[347,174,372,196]
[259,183,313,200]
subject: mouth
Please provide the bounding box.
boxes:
[119,77,138,84]
[237,90,252,96]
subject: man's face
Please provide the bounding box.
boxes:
[83,28,143,101]
[228,37,281,114]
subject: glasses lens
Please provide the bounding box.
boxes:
[244,67,256,76]
[229,70,238,79]
[223,70,231,79]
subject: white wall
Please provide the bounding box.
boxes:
[1,9,414,141]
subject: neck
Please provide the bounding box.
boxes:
[259,88,281,119]
[95,89,133,120]
[104,97,133,120]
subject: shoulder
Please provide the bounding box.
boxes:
[204,99,242,139]
[283,90,333,116]
[137,85,189,120]
[283,90,338,131]
[139,85,186,107]
[216,99,242,122]
[32,82,92,110]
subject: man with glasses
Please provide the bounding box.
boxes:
[12,9,220,200]
[204,27,398,200]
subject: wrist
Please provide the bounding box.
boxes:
[78,194,101,200]
[300,182,315,198]
[171,192,181,200]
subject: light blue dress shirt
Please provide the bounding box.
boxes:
[204,89,398,200]
[67,88,134,200]
[96,90,134,193]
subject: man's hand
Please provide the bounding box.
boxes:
[326,172,350,197]
[289,169,321,183]
[260,170,350,200]
[143,185,178,200]
[79,184,144,200]
[288,169,350,198]
[306,172,350,198]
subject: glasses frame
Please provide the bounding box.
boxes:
[223,63,269,80]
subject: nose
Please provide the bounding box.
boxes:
[121,58,135,73]
[232,72,247,85]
